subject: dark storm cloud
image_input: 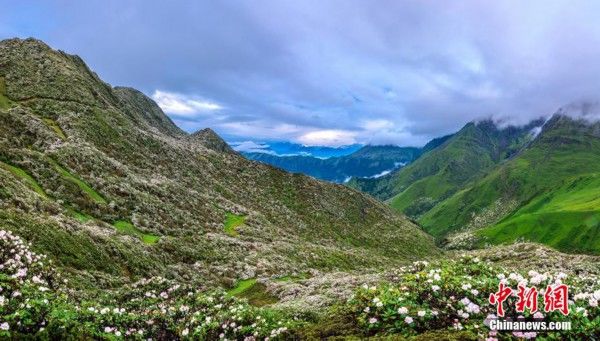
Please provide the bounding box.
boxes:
[3,0,600,146]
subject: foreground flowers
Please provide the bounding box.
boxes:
[348,256,600,339]
[0,230,300,339]
[2,228,599,340]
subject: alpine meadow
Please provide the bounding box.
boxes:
[2,1,600,340]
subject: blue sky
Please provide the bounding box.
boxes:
[3,1,600,147]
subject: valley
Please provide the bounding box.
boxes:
[0,38,598,340]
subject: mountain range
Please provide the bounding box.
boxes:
[350,113,600,254]
[244,136,452,183]
[231,141,363,158]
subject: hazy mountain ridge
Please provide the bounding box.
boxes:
[244,144,421,182]
[232,140,362,158]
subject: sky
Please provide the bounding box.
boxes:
[3,0,600,147]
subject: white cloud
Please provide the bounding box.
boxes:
[221,122,304,140]
[361,119,394,131]
[152,90,223,116]
[230,141,271,153]
[368,169,393,178]
[296,129,357,147]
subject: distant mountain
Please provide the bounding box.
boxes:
[230,140,362,158]
[189,127,236,154]
[421,133,454,153]
[245,145,421,183]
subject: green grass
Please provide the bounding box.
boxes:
[64,206,94,223]
[472,174,600,254]
[0,161,47,198]
[477,211,600,254]
[113,220,160,245]
[0,77,12,109]
[227,278,257,296]
[48,158,107,204]
[224,212,246,237]
[227,278,278,306]
[42,118,67,140]
[273,273,311,282]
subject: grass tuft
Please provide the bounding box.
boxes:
[0,161,47,198]
[42,118,67,140]
[224,212,246,237]
[48,158,107,204]
[227,278,278,306]
[113,220,160,245]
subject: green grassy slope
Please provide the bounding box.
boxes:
[0,77,12,109]
[48,158,108,204]
[113,220,160,245]
[422,115,600,253]
[0,161,48,198]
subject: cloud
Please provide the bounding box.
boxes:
[296,130,357,147]
[151,90,222,117]
[5,1,600,146]
[361,119,394,131]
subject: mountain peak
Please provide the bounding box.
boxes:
[1,37,52,50]
[114,87,184,137]
[0,37,118,107]
[0,38,188,138]
[190,128,235,153]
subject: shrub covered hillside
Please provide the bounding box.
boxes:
[0,38,438,291]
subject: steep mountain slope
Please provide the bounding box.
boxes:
[245,145,421,182]
[424,114,600,254]
[349,119,543,218]
[0,38,438,290]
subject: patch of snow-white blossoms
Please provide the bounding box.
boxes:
[349,255,600,339]
[0,229,302,339]
[0,229,59,336]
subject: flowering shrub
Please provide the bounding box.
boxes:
[3,228,600,340]
[0,229,63,337]
[0,230,301,339]
[348,256,600,339]
[68,277,300,340]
